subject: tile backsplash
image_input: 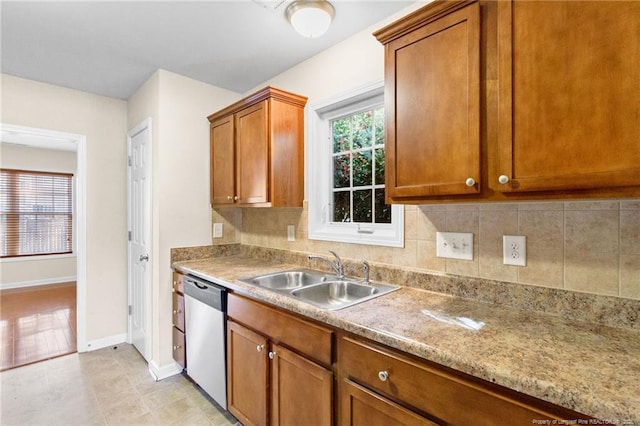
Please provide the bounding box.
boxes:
[213,199,640,300]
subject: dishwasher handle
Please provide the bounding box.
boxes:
[183,275,226,311]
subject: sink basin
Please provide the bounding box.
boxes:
[239,269,399,310]
[239,269,333,290]
[291,280,399,310]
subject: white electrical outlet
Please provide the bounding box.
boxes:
[287,225,295,242]
[436,232,473,260]
[213,223,223,238]
[503,235,526,266]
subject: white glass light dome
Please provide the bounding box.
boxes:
[286,1,335,38]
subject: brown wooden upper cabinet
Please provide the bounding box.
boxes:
[375,0,640,203]
[207,86,308,207]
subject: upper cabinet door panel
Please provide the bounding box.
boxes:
[385,2,481,198]
[210,116,235,205]
[496,0,640,192]
[235,101,269,204]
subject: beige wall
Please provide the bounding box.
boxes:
[1,73,128,341]
[228,3,640,302]
[129,69,240,368]
[0,144,78,287]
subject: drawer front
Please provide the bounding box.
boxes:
[340,336,577,425]
[172,271,184,294]
[228,293,333,366]
[172,292,185,332]
[172,327,185,369]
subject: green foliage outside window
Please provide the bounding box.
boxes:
[331,106,391,224]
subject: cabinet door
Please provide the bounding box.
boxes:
[340,379,438,426]
[385,2,480,199]
[227,321,269,426]
[270,343,333,426]
[496,0,640,193]
[235,101,269,204]
[210,115,236,205]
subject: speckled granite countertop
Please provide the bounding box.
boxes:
[174,255,640,424]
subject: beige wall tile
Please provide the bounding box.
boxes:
[446,244,479,277]
[416,209,446,241]
[479,210,518,247]
[564,200,619,210]
[518,210,563,249]
[518,247,564,288]
[446,204,480,212]
[416,240,446,272]
[621,255,640,299]
[565,251,619,296]
[480,203,518,211]
[620,209,640,255]
[405,209,418,241]
[518,201,564,211]
[418,204,446,212]
[479,244,518,282]
[392,239,417,268]
[565,210,618,252]
[620,199,640,210]
[445,211,479,235]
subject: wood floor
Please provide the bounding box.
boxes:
[0,282,77,371]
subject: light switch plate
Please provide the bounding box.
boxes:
[287,225,295,242]
[436,232,473,260]
[213,223,223,238]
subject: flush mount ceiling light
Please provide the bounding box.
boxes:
[285,0,335,38]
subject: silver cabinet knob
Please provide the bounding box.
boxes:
[172,309,182,315]
[465,177,476,187]
[256,345,264,352]
[227,196,233,201]
[268,351,276,360]
[173,345,181,350]
[498,175,510,184]
[234,195,239,201]
[378,371,389,382]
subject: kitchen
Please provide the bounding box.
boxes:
[1,0,639,425]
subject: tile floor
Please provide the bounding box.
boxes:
[0,343,239,425]
[1,283,77,371]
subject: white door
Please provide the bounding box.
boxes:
[127,119,152,361]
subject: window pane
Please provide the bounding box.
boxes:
[332,117,350,153]
[352,150,372,187]
[333,154,351,188]
[352,111,373,149]
[374,148,385,185]
[374,107,385,146]
[353,190,372,223]
[375,189,392,224]
[333,191,350,222]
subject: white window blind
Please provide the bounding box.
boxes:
[0,169,73,258]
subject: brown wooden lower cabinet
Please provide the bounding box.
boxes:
[226,293,334,426]
[338,335,591,426]
[171,271,186,369]
[341,379,438,426]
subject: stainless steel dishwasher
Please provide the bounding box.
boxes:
[183,275,227,409]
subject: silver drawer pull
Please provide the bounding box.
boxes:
[173,345,181,350]
[269,351,277,360]
[173,309,182,315]
[378,370,389,382]
[256,344,264,352]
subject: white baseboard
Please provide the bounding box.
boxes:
[82,333,127,353]
[1,276,77,290]
[149,359,183,381]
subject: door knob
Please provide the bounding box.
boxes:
[139,254,149,262]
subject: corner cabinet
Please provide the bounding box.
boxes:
[208,87,308,208]
[375,0,640,203]
[226,293,333,426]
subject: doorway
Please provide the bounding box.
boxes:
[0,123,87,361]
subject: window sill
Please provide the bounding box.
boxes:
[1,253,77,263]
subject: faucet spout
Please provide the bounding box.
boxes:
[308,250,344,278]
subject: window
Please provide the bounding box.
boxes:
[308,81,404,247]
[0,169,73,258]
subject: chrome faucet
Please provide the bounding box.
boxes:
[308,250,344,279]
[361,260,370,284]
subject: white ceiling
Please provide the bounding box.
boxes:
[1,0,414,100]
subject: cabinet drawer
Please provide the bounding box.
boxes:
[172,327,185,369]
[172,292,185,332]
[228,293,333,366]
[172,272,184,294]
[339,336,583,425]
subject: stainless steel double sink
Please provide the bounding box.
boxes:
[238,268,399,311]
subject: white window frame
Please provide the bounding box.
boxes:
[306,80,404,248]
